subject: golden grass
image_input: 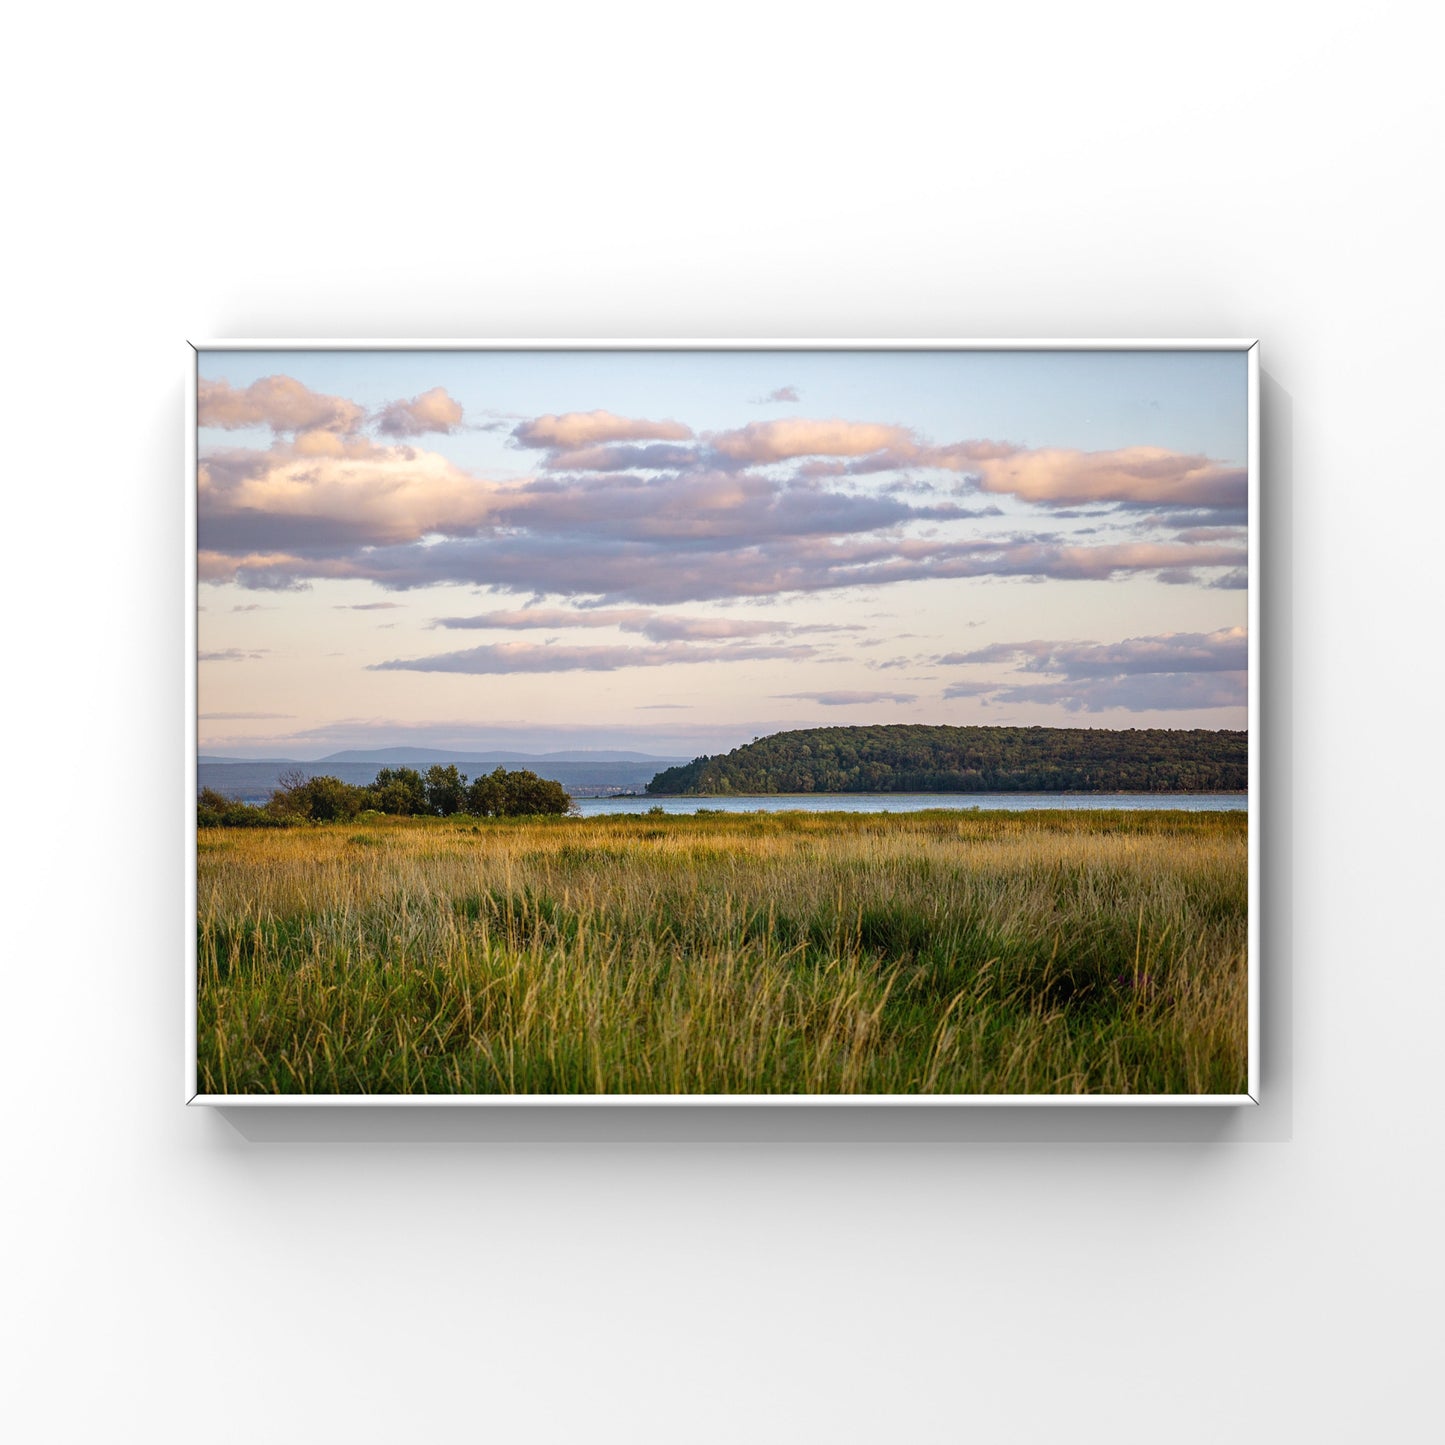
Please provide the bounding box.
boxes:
[197,809,1248,1095]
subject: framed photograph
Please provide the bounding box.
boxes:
[187,340,1258,1104]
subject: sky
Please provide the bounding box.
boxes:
[196,348,1250,759]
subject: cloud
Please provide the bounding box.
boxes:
[199,711,294,720]
[431,607,786,641]
[203,522,1246,603]
[776,690,918,706]
[1174,525,1248,544]
[371,640,816,675]
[198,376,365,434]
[974,446,1246,508]
[753,386,800,404]
[198,384,1248,604]
[845,439,1018,474]
[938,627,1248,713]
[199,647,267,662]
[435,606,652,631]
[946,626,1247,678]
[335,601,402,610]
[199,437,497,552]
[513,410,693,449]
[199,438,988,575]
[375,387,464,437]
[988,672,1248,713]
[637,615,785,642]
[709,419,912,464]
[537,442,700,473]
[494,469,980,544]
[1139,506,1250,530]
[198,550,339,589]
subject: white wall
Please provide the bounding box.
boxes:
[5,3,1440,1440]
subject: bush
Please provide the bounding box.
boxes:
[197,788,282,828]
[465,766,572,817]
[265,772,366,822]
[500,769,572,817]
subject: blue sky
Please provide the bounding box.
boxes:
[196,347,1249,758]
[202,346,1247,467]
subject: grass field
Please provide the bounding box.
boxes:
[195,809,1249,1095]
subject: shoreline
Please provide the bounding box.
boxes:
[641,790,1250,799]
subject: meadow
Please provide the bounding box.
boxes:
[195,809,1249,1096]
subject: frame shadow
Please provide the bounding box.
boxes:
[211,370,1293,1147]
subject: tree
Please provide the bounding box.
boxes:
[367,766,428,815]
[462,767,570,817]
[498,768,571,816]
[645,725,1248,796]
[424,764,468,816]
[265,773,364,821]
[466,768,506,817]
[205,762,574,826]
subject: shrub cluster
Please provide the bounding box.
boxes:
[198,764,573,826]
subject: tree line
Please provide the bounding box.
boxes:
[646,725,1248,796]
[198,764,573,826]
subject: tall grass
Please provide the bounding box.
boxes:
[196,809,1248,1095]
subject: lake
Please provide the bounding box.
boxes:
[572,792,1247,816]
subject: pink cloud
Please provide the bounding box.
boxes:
[974,446,1246,508]
[709,418,912,464]
[198,375,365,434]
[513,410,693,449]
[846,438,1018,473]
[375,387,464,437]
[199,438,497,550]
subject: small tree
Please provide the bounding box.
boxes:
[466,768,506,818]
[265,770,312,820]
[424,763,468,816]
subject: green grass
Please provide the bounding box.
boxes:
[196,809,1249,1095]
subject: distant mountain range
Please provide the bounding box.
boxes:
[199,747,685,766]
[198,747,691,803]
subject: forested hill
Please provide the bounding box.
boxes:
[645,726,1247,795]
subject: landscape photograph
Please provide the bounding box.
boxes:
[192,344,1253,1098]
